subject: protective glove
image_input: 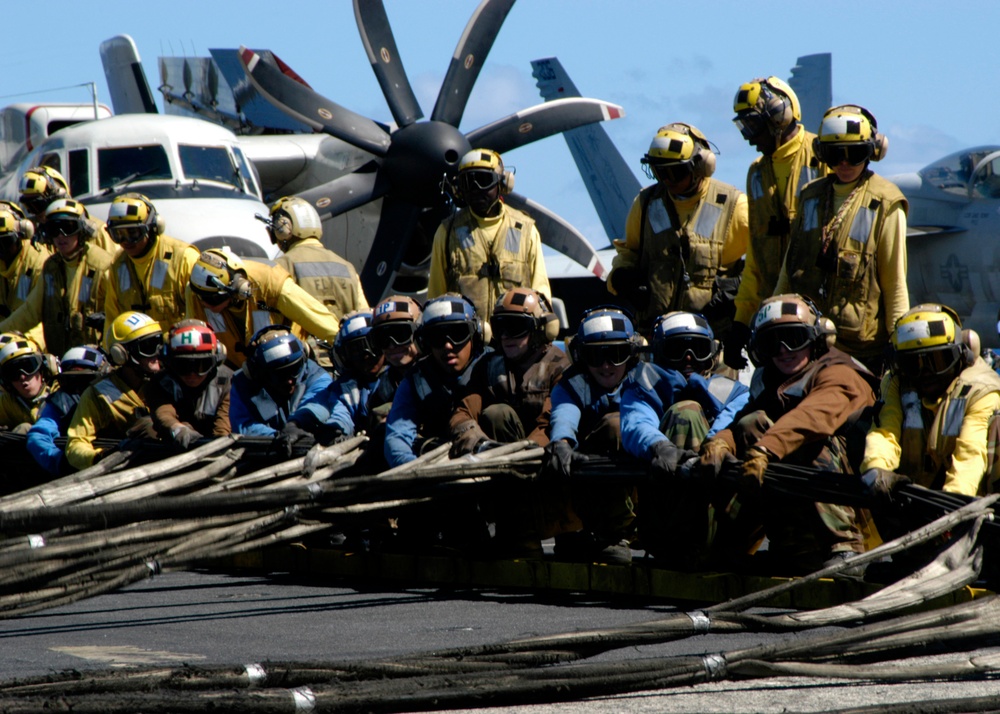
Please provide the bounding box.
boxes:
[722,321,751,370]
[315,425,346,447]
[84,312,106,331]
[274,421,314,458]
[126,415,158,440]
[699,438,736,478]
[473,439,503,454]
[607,267,649,311]
[650,439,692,478]
[542,439,576,483]
[170,424,204,450]
[10,422,31,436]
[449,422,489,458]
[741,446,770,489]
[862,468,911,502]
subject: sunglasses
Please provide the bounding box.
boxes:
[581,342,632,369]
[423,323,475,350]
[752,326,814,360]
[110,225,150,245]
[659,335,716,365]
[895,347,960,378]
[1,354,43,381]
[649,160,694,184]
[40,219,81,240]
[491,313,535,340]
[371,322,416,351]
[169,355,215,377]
[819,143,873,167]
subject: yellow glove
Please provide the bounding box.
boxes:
[699,438,734,478]
[742,446,770,487]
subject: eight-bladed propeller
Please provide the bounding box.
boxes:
[239,0,622,300]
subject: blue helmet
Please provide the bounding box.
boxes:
[245,325,306,385]
[571,306,639,368]
[651,311,717,369]
[417,293,482,351]
[60,345,108,375]
[332,309,377,374]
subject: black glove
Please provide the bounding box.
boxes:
[315,425,346,447]
[722,321,751,370]
[862,468,911,502]
[650,439,694,477]
[274,421,314,457]
[85,312,106,331]
[608,267,649,311]
[542,439,576,482]
[126,415,158,440]
[170,424,204,450]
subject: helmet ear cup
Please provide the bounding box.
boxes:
[542,313,560,342]
[677,123,715,180]
[961,329,979,367]
[500,170,514,195]
[19,219,33,243]
[215,341,227,366]
[43,353,59,380]
[230,271,254,301]
[109,343,129,367]
[816,316,838,354]
[697,148,716,179]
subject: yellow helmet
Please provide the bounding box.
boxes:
[459,148,504,174]
[0,208,33,243]
[641,123,715,182]
[107,311,163,366]
[733,77,800,142]
[107,193,163,244]
[815,104,887,164]
[268,196,323,247]
[0,336,45,383]
[18,166,69,215]
[189,247,252,303]
[891,304,971,378]
[456,148,513,198]
[39,199,93,245]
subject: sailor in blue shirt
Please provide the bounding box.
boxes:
[229,325,332,455]
[325,309,382,440]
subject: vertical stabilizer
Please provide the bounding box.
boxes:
[531,57,640,247]
[100,35,159,115]
[788,53,832,134]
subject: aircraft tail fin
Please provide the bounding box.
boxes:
[531,57,640,247]
[100,35,159,115]
[788,53,832,134]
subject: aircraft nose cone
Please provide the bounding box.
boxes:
[382,121,471,204]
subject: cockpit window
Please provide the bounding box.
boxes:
[233,147,260,198]
[918,145,1000,196]
[179,145,241,190]
[97,145,172,190]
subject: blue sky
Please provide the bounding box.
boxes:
[3,0,999,250]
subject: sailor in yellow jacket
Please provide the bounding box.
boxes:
[428,149,550,322]
[103,194,200,349]
[0,204,49,349]
[0,199,112,357]
[0,336,54,432]
[862,305,1000,498]
[18,166,118,256]
[185,248,340,369]
[65,311,164,470]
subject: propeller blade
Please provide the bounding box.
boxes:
[359,195,422,301]
[353,0,423,128]
[505,193,607,279]
[430,0,516,127]
[238,47,391,157]
[295,163,389,219]
[465,98,624,154]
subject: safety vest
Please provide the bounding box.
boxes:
[45,390,81,423]
[443,204,538,320]
[897,359,1000,492]
[783,173,908,358]
[637,178,742,326]
[483,344,569,429]
[409,350,486,439]
[40,243,113,356]
[275,238,366,321]
[746,131,824,297]
[109,234,198,330]
[749,347,878,409]
[196,261,291,367]
[88,372,148,434]
[367,367,403,415]
[0,242,49,317]
[153,367,232,429]
[557,364,622,437]
[0,384,50,427]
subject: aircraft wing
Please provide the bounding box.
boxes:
[907,225,968,238]
[100,35,159,115]
[530,58,640,247]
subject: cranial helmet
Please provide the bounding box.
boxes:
[490,287,559,346]
[107,193,165,245]
[0,207,34,245]
[371,295,422,353]
[190,248,253,304]
[651,311,718,372]
[891,304,973,380]
[570,306,641,370]
[165,319,226,378]
[40,199,95,246]
[19,166,69,216]
[814,104,888,166]
[243,325,306,388]
[107,311,163,367]
[732,76,801,141]
[332,309,379,375]
[268,196,323,248]
[748,294,836,366]
[641,123,716,184]
[57,344,110,392]
[0,337,47,388]
[417,293,483,352]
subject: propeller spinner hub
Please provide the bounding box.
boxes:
[383,121,471,204]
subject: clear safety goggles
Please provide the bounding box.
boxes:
[110,224,150,245]
[659,335,716,366]
[458,169,500,194]
[752,325,814,360]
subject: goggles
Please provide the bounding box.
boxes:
[491,313,535,340]
[733,111,769,141]
[128,334,164,360]
[818,142,873,167]
[580,342,632,369]
[648,160,694,184]
[266,359,305,388]
[1,354,43,381]
[458,170,500,194]
[169,355,216,377]
[752,325,815,360]
[110,224,150,245]
[659,335,716,365]
[371,322,417,351]
[340,337,378,364]
[40,219,81,241]
[423,322,475,350]
[894,346,961,378]
[20,195,48,216]
[192,286,231,307]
